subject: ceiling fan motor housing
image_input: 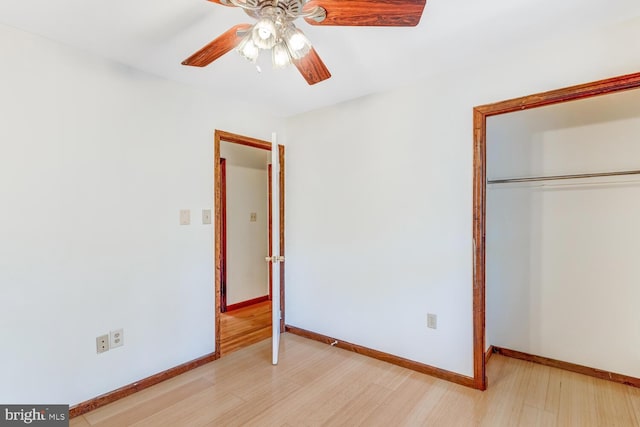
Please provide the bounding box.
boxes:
[245,0,305,21]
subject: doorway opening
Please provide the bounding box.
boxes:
[214,130,285,357]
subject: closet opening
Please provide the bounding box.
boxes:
[472,72,640,390]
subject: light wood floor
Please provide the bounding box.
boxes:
[220,301,271,356]
[71,333,640,426]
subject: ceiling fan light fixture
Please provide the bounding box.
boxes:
[183,0,427,85]
[272,42,291,68]
[252,18,278,49]
[283,25,311,59]
[236,33,259,63]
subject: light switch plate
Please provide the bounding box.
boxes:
[427,313,437,329]
[250,212,257,222]
[180,209,190,225]
[202,209,212,225]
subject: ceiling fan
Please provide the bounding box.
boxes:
[181,0,427,85]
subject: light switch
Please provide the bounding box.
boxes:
[427,313,437,329]
[180,209,190,225]
[202,209,212,225]
[250,212,257,222]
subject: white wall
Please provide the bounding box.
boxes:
[225,165,269,305]
[486,90,640,378]
[283,17,640,377]
[0,23,281,405]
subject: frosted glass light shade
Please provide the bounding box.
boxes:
[283,25,311,59]
[272,42,291,68]
[236,34,259,63]
[252,18,277,49]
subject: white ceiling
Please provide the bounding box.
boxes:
[1,0,639,117]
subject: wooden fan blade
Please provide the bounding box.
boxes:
[303,0,427,26]
[182,24,252,67]
[293,48,331,85]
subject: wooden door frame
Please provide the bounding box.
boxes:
[471,71,640,390]
[214,130,285,358]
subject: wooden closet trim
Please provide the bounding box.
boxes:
[472,71,640,390]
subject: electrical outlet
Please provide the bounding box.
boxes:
[427,313,438,329]
[110,328,124,348]
[250,212,257,222]
[96,334,109,354]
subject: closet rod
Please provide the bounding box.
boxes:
[487,169,640,184]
